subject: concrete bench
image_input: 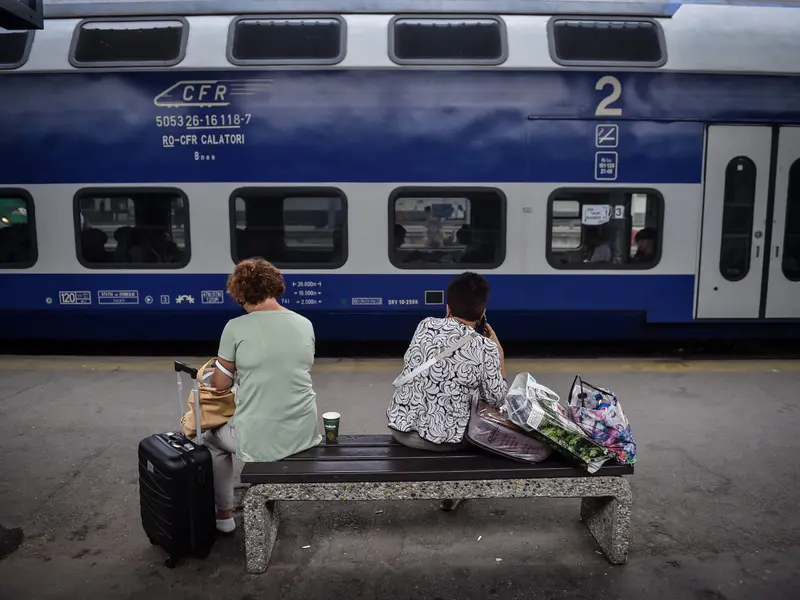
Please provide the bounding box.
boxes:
[240,435,634,574]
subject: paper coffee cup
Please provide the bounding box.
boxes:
[323,412,341,443]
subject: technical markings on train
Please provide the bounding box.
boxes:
[201,291,224,305]
[595,124,619,149]
[155,80,261,160]
[97,290,139,305]
[595,151,619,181]
[160,295,171,305]
[288,281,325,306]
[59,291,91,305]
[351,298,383,306]
[175,294,195,305]
[155,114,253,128]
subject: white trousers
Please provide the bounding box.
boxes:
[204,423,237,511]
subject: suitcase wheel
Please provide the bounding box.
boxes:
[165,556,178,569]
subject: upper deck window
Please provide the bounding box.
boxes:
[0,31,33,70]
[390,16,506,64]
[70,18,187,67]
[228,16,345,65]
[549,18,665,67]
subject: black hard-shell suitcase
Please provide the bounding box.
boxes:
[138,361,216,568]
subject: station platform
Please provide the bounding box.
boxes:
[0,356,798,599]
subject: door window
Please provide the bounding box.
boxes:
[782,159,800,282]
[719,157,757,282]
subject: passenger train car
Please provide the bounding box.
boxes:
[1,0,800,342]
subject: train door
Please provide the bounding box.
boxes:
[696,126,800,319]
[765,127,800,318]
[696,126,770,318]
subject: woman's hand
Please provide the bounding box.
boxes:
[484,323,500,346]
[484,323,505,377]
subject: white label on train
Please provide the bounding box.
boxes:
[97,290,140,305]
[201,291,224,305]
[59,291,91,305]
[351,298,383,306]
[582,205,611,226]
[594,151,618,181]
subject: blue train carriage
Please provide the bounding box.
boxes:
[1,0,799,342]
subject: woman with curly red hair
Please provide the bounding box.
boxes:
[207,258,322,533]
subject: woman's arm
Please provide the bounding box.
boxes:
[210,357,235,391]
[480,324,508,407]
[210,321,237,390]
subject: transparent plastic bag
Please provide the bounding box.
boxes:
[505,373,613,474]
[567,376,636,465]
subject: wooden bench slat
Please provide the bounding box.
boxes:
[283,444,487,461]
[241,435,634,484]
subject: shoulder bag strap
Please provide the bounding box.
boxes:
[392,330,477,388]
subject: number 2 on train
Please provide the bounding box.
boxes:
[595,76,622,117]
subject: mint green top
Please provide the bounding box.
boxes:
[218,309,322,462]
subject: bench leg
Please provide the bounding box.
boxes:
[244,493,280,575]
[580,494,631,565]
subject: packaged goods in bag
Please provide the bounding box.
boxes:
[504,373,614,474]
[466,399,552,463]
[567,376,636,465]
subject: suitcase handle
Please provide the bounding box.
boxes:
[174,362,198,379]
[174,362,203,445]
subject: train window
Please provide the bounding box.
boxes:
[781,159,800,282]
[0,191,37,268]
[228,16,345,65]
[389,188,506,269]
[719,157,757,282]
[70,18,188,67]
[548,18,666,66]
[390,16,507,64]
[231,188,347,268]
[0,31,33,70]
[547,189,662,269]
[75,190,190,268]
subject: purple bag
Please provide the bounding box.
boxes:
[466,399,552,464]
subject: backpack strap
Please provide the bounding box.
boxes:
[392,330,477,388]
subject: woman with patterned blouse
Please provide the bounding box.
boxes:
[387,271,508,456]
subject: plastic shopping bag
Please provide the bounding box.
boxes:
[567,376,636,465]
[504,373,614,474]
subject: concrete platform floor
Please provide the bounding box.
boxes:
[0,356,798,600]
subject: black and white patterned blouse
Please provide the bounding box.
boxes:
[387,317,508,445]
